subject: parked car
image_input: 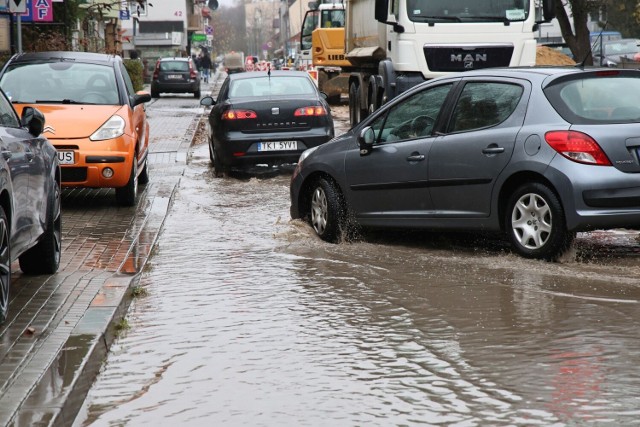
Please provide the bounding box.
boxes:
[200,70,335,177]
[151,57,201,98]
[0,51,151,206]
[593,38,640,67]
[290,67,640,260]
[0,91,61,323]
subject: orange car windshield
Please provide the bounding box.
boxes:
[0,62,119,105]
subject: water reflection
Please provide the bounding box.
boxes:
[76,143,640,426]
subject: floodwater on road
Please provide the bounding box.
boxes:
[75,104,640,426]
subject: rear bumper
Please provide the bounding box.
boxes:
[151,80,199,93]
[214,128,334,168]
[546,157,640,231]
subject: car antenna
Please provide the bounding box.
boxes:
[578,22,608,69]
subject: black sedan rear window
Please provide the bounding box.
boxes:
[229,76,316,98]
[545,74,640,124]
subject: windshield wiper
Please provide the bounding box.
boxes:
[468,16,512,25]
[414,15,462,23]
[35,99,83,104]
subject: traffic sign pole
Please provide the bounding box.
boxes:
[17,15,21,53]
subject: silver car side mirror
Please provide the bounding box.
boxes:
[358,126,375,156]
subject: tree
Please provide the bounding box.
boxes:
[210,3,246,56]
[554,0,604,65]
[604,0,640,38]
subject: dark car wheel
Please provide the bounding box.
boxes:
[194,90,201,98]
[505,182,573,261]
[151,89,160,98]
[116,154,138,206]
[309,178,345,243]
[19,181,61,275]
[138,156,149,185]
[211,144,227,178]
[0,207,10,324]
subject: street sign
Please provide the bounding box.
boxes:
[9,0,27,13]
[192,33,207,42]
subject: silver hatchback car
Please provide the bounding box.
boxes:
[290,67,640,260]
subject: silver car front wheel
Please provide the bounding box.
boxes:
[308,178,344,243]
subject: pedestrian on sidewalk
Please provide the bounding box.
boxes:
[200,53,212,83]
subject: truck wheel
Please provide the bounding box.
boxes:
[0,207,10,324]
[349,82,359,126]
[357,85,369,122]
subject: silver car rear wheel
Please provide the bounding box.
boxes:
[511,192,552,250]
[505,182,573,261]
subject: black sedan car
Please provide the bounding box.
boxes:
[0,92,61,323]
[200,71,335,176]
[291,66,640,261]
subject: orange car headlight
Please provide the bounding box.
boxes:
[90,115,125,141]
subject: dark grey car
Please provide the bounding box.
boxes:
[0,92,61,323]
[151,57,201,98]
[290,67,640,260]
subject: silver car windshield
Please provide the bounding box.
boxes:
[406,0,530,23]
[0,62,119,105]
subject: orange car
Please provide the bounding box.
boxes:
[0,51,151,206]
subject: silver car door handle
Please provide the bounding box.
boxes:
[482,147,505,155]
[407,154,425,161]
[1,151,11,160]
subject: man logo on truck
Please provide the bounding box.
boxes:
[451,53,488,64]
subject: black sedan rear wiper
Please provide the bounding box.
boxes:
[35,99,83,104]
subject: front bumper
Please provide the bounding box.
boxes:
[53,136,135,188]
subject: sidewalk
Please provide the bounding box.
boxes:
[0,74,220,427]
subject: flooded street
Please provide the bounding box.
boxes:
[75,91,640,426]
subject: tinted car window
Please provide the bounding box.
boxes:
[120,62,135,96]
[450,82,523,132]
[545,75,640,123]
[0,91,19,127]
[159,61,189,72]
[370,83,453,144]
[228,76,316,98]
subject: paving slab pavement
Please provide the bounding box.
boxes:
[0,72,221,427]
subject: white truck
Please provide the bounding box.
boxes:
[346,0,556,125]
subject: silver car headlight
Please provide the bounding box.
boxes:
[90,115,125,141]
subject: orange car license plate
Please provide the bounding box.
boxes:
[57,150,75,165]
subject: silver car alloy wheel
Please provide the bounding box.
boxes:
[311,186,328,235]
[511,192,552,250]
